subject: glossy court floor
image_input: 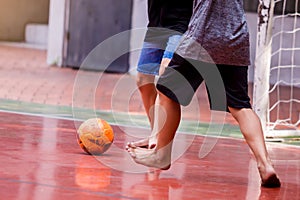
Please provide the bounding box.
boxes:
[0,111,300,200]
[0,45,299,199]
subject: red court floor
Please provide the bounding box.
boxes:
[0,111,299,200]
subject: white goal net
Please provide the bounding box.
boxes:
[253,0,300,138]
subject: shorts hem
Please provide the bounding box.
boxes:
[137,69,159,76]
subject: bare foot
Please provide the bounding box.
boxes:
[126,138,149,149]
[127,147,171,170]
[261,174,281,188]
[148,136,157,149]
[258,164,281,188]
[126,137,156,149]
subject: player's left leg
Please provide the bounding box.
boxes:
[127,90,181,169]
[229,107,281,188]
[220,65,280,188]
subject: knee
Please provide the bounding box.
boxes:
[158,91,179,105]
[136,73,155,88]
[228,107,253,119]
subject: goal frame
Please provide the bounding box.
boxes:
[253,0,300,138]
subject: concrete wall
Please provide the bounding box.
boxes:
[47,0,67,66]
[0,0,49,41]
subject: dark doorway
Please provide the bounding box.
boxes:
[65,0,132,73]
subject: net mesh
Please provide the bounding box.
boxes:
[265,0,300,136]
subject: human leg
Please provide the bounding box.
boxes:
[136,72,157,128]
[127,91,181,169]
[133,46,164,148]
[229,107,280,187]
[136,46,164,122]
[128,56,205,168]
[131,71,159,148]
[219,65,280,187]
[139,34,182,124]
[131,36,183,148]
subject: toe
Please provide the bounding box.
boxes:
[127,142,137,149]
[127,148,137,158]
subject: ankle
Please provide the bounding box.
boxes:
[257,162,277,180]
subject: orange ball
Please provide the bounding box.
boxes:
[77,118,114,155]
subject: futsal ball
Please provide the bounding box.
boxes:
[77,118,114,155]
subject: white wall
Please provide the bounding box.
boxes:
[47,0,67,66]
[129,0,148,74]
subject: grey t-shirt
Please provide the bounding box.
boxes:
[176,0,251,66]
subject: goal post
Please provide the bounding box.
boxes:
[253,0,275,134]
[253,0,300,138]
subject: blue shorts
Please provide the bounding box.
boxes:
[137,35,182,75]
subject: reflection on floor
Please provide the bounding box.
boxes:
[0,111,299,200]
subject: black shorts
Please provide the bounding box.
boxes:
[156,54,252,112]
